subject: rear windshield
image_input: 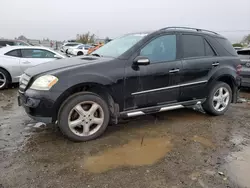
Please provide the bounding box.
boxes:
[215,38,238,56]
[237,50,250,56]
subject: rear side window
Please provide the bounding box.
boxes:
[21,49,56,58]
[5,50,20,57]
[182,35,205,58]
[215,38,238,56]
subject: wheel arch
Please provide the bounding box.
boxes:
[52,82,119,123]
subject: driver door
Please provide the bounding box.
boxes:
[124,34,182,110]
[20,48,57,71]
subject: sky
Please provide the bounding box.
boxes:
[0,0,250,42]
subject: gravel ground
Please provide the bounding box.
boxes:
[0,87,250,188]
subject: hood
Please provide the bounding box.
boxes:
[25,56,114,76]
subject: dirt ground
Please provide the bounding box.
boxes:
[0,87,250,188]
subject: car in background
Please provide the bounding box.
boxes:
[68,44,92,56]
[87,43,104,54]
[237,48,250,87]
[60,42,82,54]
[234,46,243,51]
[0,46,65,89]
[0,39,31,48]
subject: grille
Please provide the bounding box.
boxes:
[19,74,31,92]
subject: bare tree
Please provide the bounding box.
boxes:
[76,32,95,44]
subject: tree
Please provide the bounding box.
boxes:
[105,37,112,43]
[76,32,95,44]
[17,35,27,40]
[241,34,250,44]
[232,43,243,47]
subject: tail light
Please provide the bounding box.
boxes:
[236,64,242,75]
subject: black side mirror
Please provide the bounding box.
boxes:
[133,56,150,66]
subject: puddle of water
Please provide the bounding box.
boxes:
[225,146,250,188]
[84,137,172,173]
[192,135,215,148]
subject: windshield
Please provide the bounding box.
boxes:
[91,33,148,58]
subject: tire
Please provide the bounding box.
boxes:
[0,68,11,90]
[202,81,232,116]
[77,51,83,56]
[58,92,110,142]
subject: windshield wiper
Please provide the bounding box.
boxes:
[91,53,101,57]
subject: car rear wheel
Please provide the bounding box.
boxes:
[58,92,110,142]
[77,51,83,56]
[202,81,232,116]
[0,68,11,90]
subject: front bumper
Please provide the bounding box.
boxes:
[18,89,58,124]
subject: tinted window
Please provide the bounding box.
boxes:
[140,35,176,63]
[21,49,56,58]
[65,43,79,46]
[204,40,216,56]
[182,35,205,58]
[215,38,238,56]
[237,50,250,55]
[5,50,20,57]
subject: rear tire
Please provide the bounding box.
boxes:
[0,68,11,90]
[202,81,232,116]
[58,92,110,142]
[77,51,84,56]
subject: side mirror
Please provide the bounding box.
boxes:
[133,56,150,66]
[54,54,62,59]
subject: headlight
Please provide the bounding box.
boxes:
[30,75,58,90]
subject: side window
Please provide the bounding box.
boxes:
[21,49,56,58]
[237,50,250,56]
[5,50,20,57]
[140,35,176,63]
[204,40,216,56]
[182,35,205,58]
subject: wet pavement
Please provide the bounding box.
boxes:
[0,88,250,188]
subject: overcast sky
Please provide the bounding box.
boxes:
[0,0,250,42]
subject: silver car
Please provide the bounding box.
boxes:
[238,48,250,87]
[0,46,65,89]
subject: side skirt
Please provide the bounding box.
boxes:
[119,99,206,118]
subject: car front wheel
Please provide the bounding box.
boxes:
[202,81,232,116]
[58,92,110,142]
[0,68,11,90]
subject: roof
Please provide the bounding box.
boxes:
[0,46,56,54]
[237,47,250,51]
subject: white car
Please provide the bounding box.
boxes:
[67,44,90,56]
[60,42,82,54]
[0,46,65,89]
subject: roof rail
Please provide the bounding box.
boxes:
[159,27,218,35]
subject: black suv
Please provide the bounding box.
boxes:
[18,27,242,141]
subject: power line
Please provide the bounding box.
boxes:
[215,30,250,33]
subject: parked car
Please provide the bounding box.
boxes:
[0,39,31,48]
[0,46,65,89]
[60,42,82,54]
[67,44,91,56]
[234,47,243,51]
[237,48,250,87]
[18,26,241,142]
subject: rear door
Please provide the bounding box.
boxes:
[20,48,57,71]
[179,34,218,101]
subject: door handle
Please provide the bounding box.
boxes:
[212,62,219,67]
[169,68,180,73]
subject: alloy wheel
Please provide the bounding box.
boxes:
[212,87,230,112]
[68,101,104,137]
[0,72,6,89]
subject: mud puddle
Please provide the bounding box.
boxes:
[224,134,250,188]
[84,137,172,173]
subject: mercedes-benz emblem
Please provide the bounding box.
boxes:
[246,62,250,67]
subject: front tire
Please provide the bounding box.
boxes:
[0,68,11,90]
[58,92,110,142]
[202,81,232,116]
[77,51,84,56]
